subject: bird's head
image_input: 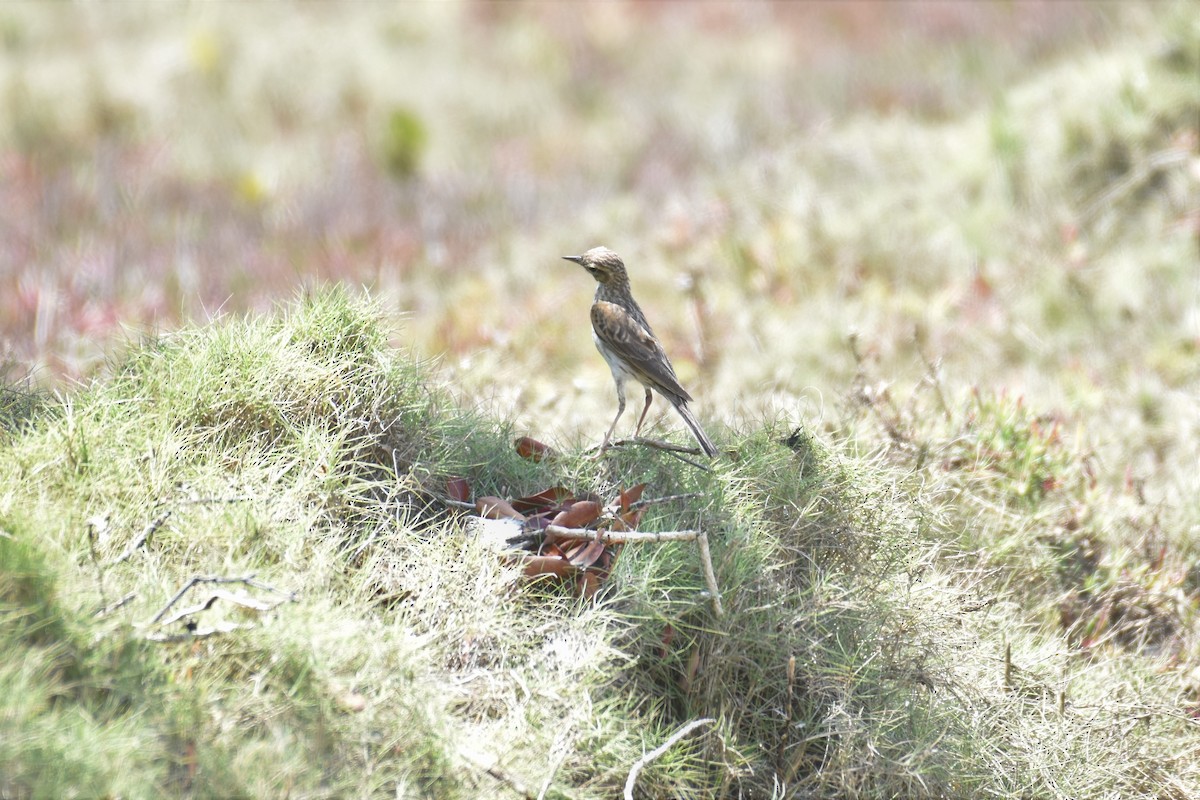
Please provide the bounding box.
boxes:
[562,246,628,285]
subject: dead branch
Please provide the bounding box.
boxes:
[95,592,137,618]
[544,525,700,544]
[695,531,725,616]
[111,509,172,565]
[430,492,476,511]
[624,718,717,800]
[1080,146,1191,224]
[157,589,282,627]
[145,574,295,627]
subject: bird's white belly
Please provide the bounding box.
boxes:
[593,331,642,393]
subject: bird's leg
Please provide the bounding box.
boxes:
[595,390,626,458]
[633,388,653,438]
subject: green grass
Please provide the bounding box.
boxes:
[2,290,1198,798]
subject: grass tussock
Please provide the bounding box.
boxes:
[2,290,1197,798]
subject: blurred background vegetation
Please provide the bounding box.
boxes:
[1,2,1192,432]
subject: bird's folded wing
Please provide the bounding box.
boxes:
[591,301,692,403]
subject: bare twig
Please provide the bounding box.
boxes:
[624,718,717,800]
[95,592,137,618]
[661,449,712,470]
[695,531,725,616]
[590,437,714,470]
[111,509,172,565]
[430,492,476,511]
[145,574,295,627]
[157,589,282,627]
[596,436,701,455]
[545,525,700,544]
[630,491,704,510]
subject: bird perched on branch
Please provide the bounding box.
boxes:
[563,246,718,458]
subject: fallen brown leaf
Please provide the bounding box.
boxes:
[476,496,526,521]
[511,486,574,514]
[447,477,471,503]
[619,483,647,512]
[565,539,607,569]
[551,500,602,530]
[518,553,574,579]
[515,436,553,462]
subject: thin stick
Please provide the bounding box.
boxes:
[157,589,282,627]
[660,449,713,471]
[111,509,172,565]
[696,531,725,617]
[432,493,476,511]
[95,592,137,618]
[595,436,701,455]
[624,718,716,800]
[545,525,699,544]
[630,491,705,510]
[590,437,713,470]
[1079,146,1189,223]
[145,574,295,626]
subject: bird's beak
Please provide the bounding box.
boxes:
[562,255,584,265]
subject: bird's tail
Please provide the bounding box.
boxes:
[674,402,719,458]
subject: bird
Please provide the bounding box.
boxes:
[562,246,719,458]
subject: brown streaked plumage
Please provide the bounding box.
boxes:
[563,246,718,457]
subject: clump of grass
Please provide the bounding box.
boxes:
[5,290,1196,797]
[0,290,520,797]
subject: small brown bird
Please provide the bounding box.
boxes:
[563,246,718,457]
